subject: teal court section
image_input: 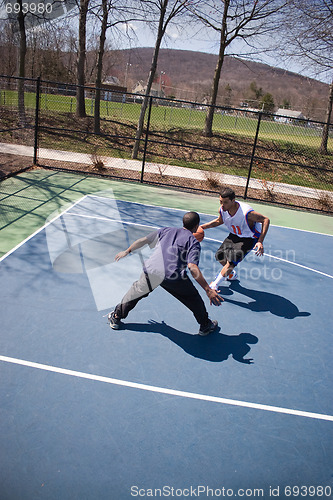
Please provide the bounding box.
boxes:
[1,169,333,259]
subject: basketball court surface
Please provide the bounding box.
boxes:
[0,170,332,499]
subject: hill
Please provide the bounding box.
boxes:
[103,47,329,122]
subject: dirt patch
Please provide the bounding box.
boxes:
[36,158,333,213]
[1,150,332,213]
[0,154,35,179]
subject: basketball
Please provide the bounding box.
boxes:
[193,226,205,242]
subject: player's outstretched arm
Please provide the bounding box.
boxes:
[114,236,149,261]
[248,211,270,256]
[188,263,223,306]
[201,213,223,230]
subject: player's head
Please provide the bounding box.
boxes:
[219,187,236,212]
[219,187,235,201]
[183,211,200,232]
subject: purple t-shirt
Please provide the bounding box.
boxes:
[144,227,201,280]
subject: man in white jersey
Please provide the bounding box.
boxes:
[200,187,270,290]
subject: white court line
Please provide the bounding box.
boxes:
[1,199,332,422]
[2,191,331,278]
[86,194,333,237]
[0,354,332,422]
[262,253,333,279]
[270,224,333,237]
[205,236,333,280]
[0,195,89,263]
[66,212,158,230]
[59,212,333,280]
[63,213,118,223]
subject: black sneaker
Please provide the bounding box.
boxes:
[198,320,218,336]
[108,311,121,330]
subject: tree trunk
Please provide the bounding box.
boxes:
[17,0,26,126]
[76,0,89,118]
[204,0,229,137]
[94,0,108,134]
[204,44,226,137]
[319,81,333,155]
[132,0,168,159]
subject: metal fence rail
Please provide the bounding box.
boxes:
[1,75,332,213]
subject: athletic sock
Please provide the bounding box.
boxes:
[210,271,227,289]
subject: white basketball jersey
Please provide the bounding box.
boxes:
[220,201,261,239]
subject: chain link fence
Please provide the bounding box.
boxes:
[1,75,332,212]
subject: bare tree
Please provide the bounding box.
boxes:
[189,0,287,137]
[0,0,79,121]
[92,0,139,133]
[22,21,74,81]
[131,0,194,159]
[0,20,18,77]
[3,0,29,125]
[274,0,333,154]
[15,0,29,125]
[321,82,333,155]
[93,0,108,132]
[76,0,90,117]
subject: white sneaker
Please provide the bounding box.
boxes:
[108,311,121,330]
[227,270,238,281]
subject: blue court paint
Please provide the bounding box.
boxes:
[1,354,332,422]
[0,196,332,499]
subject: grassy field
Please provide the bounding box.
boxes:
[1,88,331,151]
[1,88,332,194]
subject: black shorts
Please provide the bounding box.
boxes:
[215,233,257,266]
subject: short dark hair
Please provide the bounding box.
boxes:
[183,211,200,231]
[219,187,235,200]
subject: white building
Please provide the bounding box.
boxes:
[132,81,165,98]
[274,109,306,123]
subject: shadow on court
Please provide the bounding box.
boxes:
[125,320,258,364]
[219,281,311,319]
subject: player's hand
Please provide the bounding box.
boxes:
[206,288,224,306]
[254,241,264,256]
[114,249,129,261]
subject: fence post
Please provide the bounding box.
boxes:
[244,112,262,199]
[33,76,41,165]
[140,96,153,183]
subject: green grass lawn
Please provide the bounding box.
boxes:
[1,88,332,192]
[1,88,331,150]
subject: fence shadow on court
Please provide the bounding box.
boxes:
[125,320,258,364]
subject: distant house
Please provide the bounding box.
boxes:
[87,78,127,102]
[274,109,306,123]
[103,76,121,86]
[132,81,145,95]
[132,81,165,99]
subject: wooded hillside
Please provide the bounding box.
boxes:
[105,48,329,122]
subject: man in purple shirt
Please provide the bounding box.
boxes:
[108,212,222,335]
